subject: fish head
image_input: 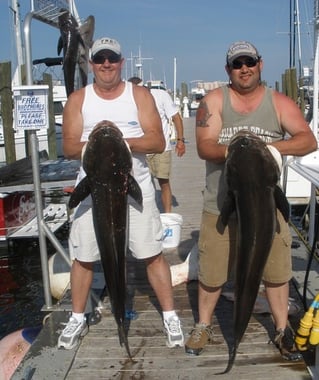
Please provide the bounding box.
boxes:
[58,9,79,32]
[83,120,132,182]
[226,130,280,189]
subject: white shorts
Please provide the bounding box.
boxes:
[69,197,163,262]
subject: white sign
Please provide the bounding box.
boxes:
[13,85,49,130]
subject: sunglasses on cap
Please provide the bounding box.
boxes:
[230,57,259,70]
[92,52,122,64]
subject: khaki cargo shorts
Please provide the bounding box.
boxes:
[146,151,171,179]
[198,210,292,287]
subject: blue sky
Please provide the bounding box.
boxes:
[0,0,315,91]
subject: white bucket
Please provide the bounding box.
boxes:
[160,213,183,249]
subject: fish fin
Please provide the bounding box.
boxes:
[274,185,290,222]
[69,177,91,209]
[57,37,63,55]
[220,192,236,226]
[128,174,143,205]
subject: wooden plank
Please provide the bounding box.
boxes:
[65,366,311,380]
[0,61,16,163]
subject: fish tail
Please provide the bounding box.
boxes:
[118,324,133,360]
[215,346,236,375]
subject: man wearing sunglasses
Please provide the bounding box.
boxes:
[58,37,184,350]
[185,41,317,360]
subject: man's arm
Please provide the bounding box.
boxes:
[172,112,186,157]
[271,91,317,156]
[62,89,85,159]
[196,88,227,163]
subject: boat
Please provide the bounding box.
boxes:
[0,191,36,242]
[146,80,167,90]
[189,80,206,111]
[0,151,80,244]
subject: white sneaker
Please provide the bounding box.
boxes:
[58,316,88,350]
[164,315,184,348]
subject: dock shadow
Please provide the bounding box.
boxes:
[154,189,179,212]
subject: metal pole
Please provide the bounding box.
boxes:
[11,0,24,85]
[307,1,319,249]
[295,0,303,77]
[24,11,52,309]
[173,57,177,104]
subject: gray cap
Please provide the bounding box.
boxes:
[90,37,121,58]
[226,41,260,65]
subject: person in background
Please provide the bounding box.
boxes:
[128,76,186,213]
[58,37,184,350]
[185,41,317,360]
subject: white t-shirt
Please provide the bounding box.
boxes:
[150,88,179,151]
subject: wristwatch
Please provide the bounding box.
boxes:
[177,138,185,143]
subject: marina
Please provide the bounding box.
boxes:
[7,116,319,379]
[0,1,318,379]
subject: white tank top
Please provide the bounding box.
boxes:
[78,81,154,200]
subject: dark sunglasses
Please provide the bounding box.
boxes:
[92,53,122,64]
[230,57,259,70]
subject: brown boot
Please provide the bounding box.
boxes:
[185,323,213,355]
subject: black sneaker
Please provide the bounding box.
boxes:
[274,326,303,361]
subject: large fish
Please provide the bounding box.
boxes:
[57,10,94,96]
[69,120,143,358]
[219,130,290,373]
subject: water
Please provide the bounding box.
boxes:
[0,242,47,340]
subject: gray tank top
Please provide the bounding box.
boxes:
[203,85,284,214]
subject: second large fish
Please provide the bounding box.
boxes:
[69,120,143,358]
[219,130,290,373]
[57,10,95,96]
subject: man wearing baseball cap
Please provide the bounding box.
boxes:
[90,37,122,59]
[58,37,184,351]
[226,40,261,66]
[185,40,317,364]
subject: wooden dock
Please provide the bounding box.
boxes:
[12,116,317,379]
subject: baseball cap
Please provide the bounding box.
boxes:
[90,37,121,59]
[226,41,260,65]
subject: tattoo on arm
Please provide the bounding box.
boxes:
[196,101,212,128]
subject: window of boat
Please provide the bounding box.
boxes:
[54,101,64,116]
